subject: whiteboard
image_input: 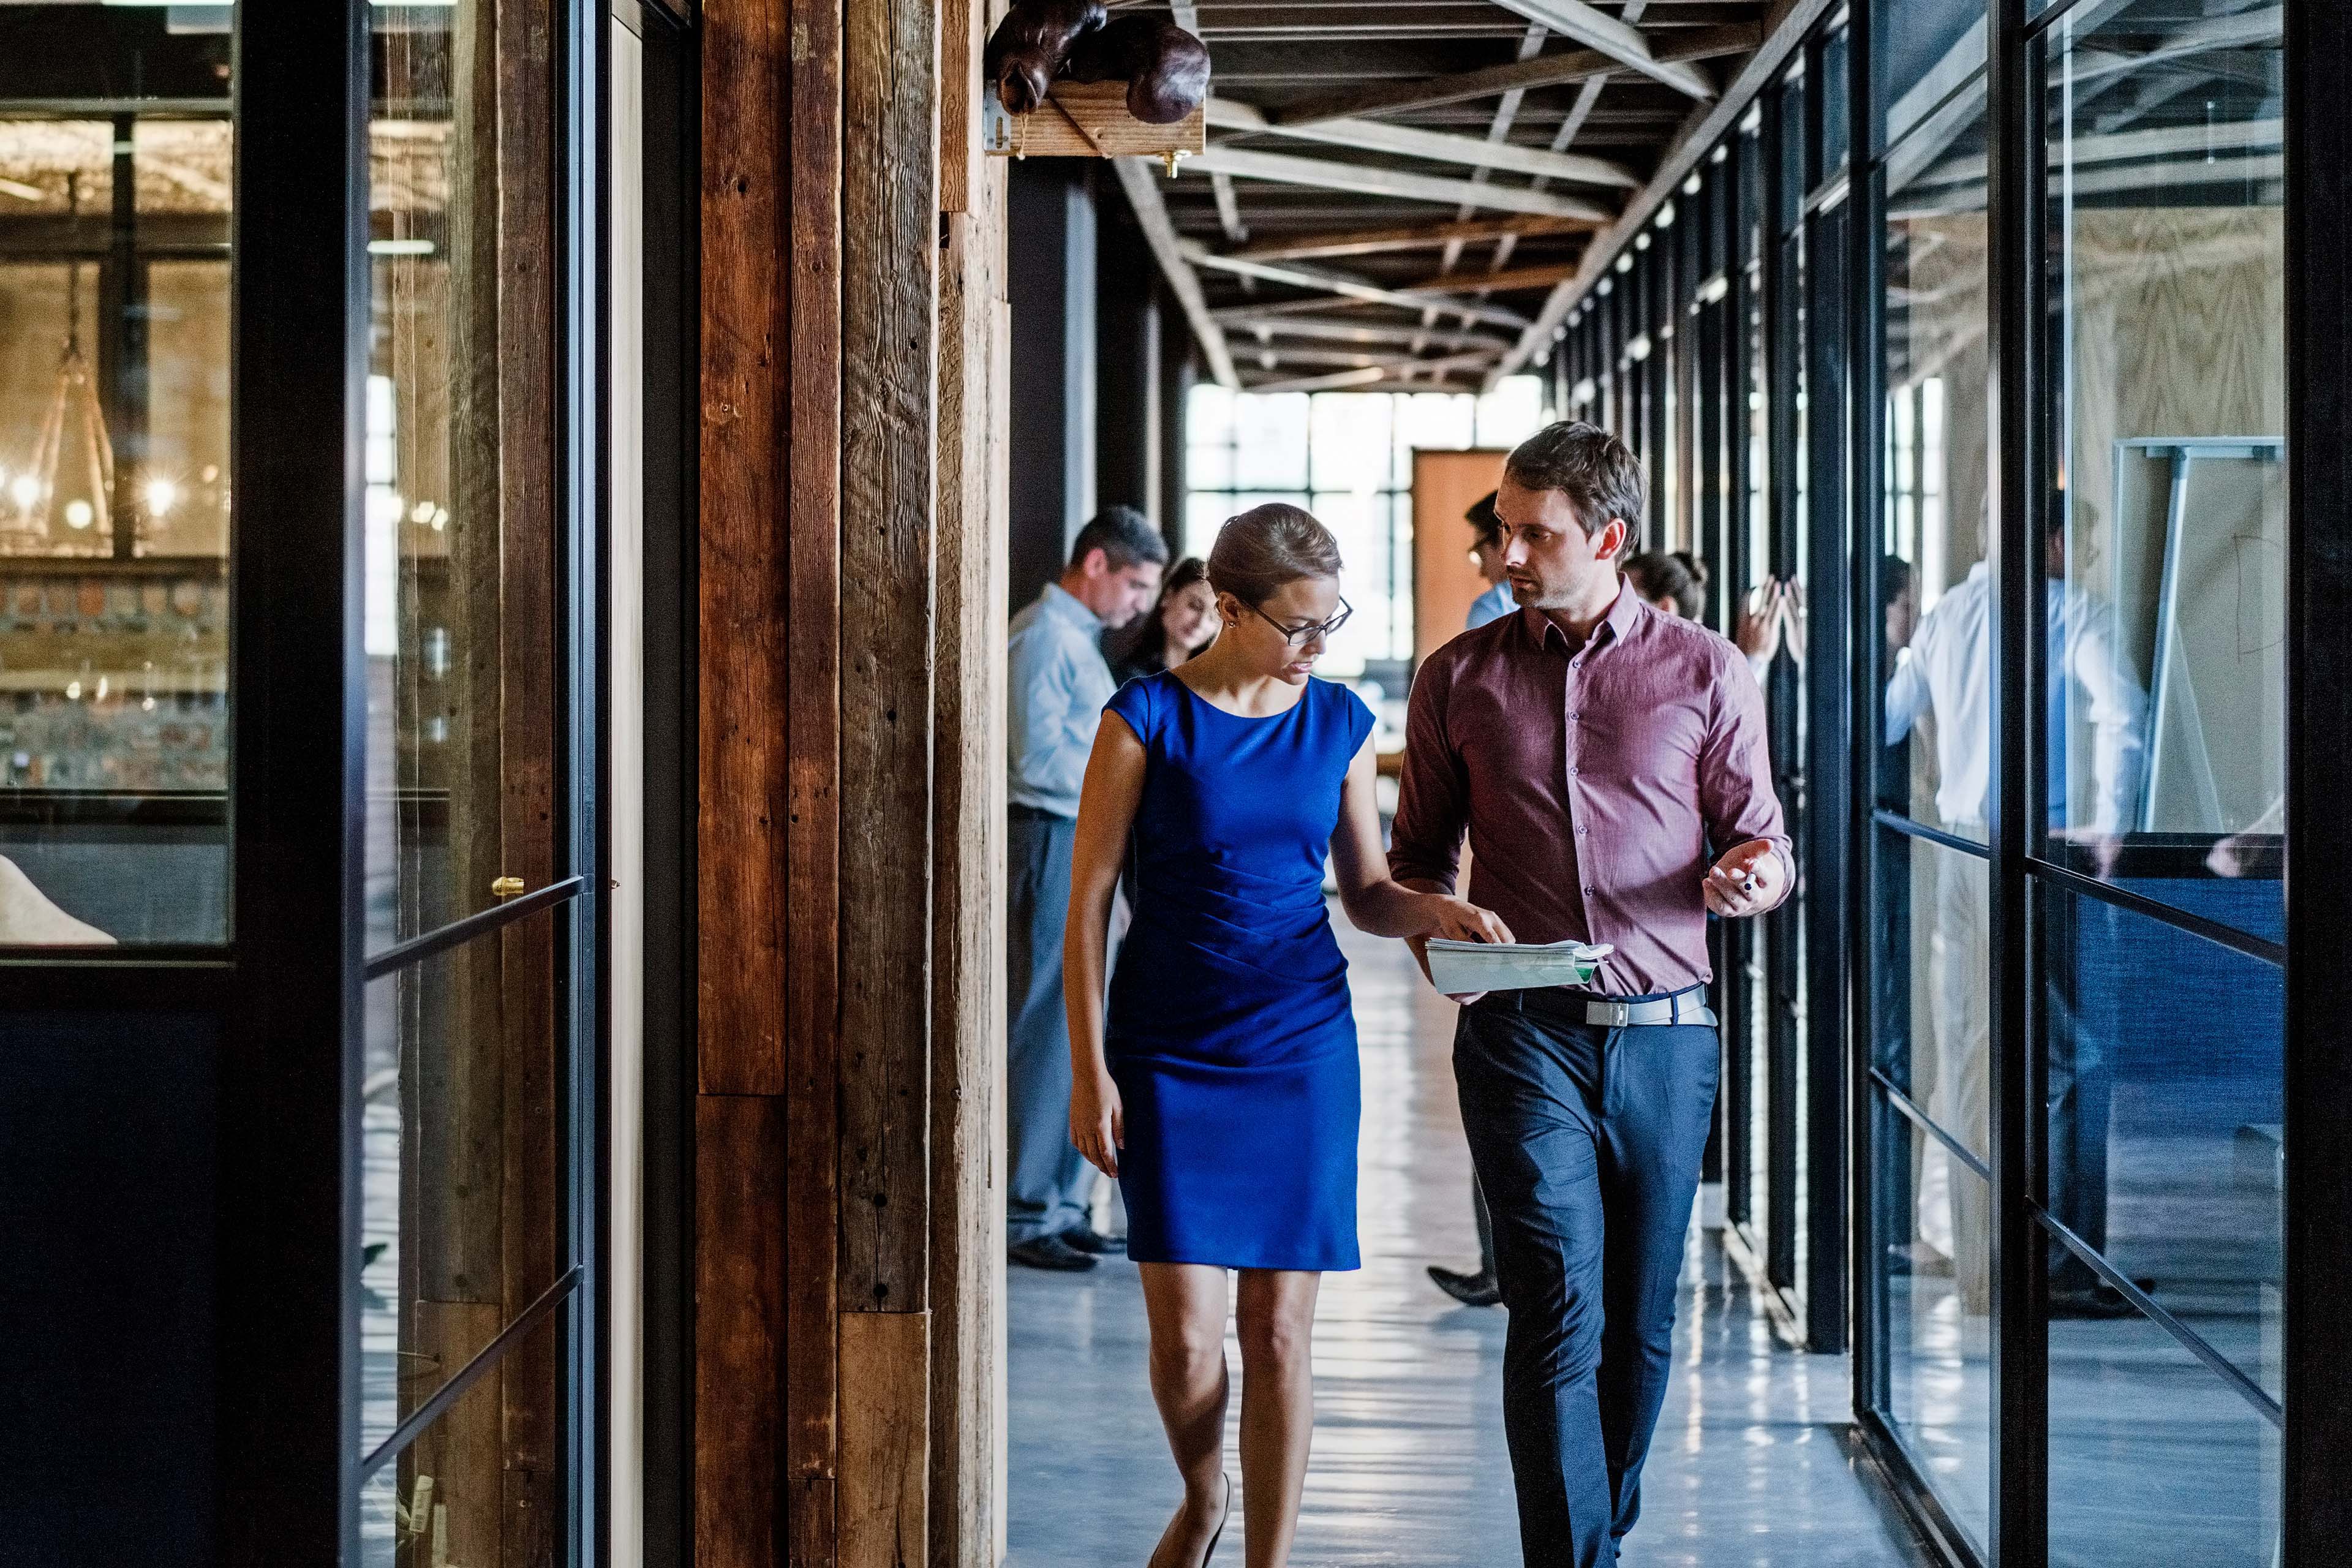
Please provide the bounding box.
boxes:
[2106,437,2285,834]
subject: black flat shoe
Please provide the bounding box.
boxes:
[1008,1234,1099,1272]
[1428,1265,1503,1307]
[1199,1472,1231,1567]
[1149,1473,1230,1568]
[1062,1227,1128,1256]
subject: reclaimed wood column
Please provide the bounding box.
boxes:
[932,0,1011,1561]
[698,0,1001,1558]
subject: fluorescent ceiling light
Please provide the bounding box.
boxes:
[369,238,437,256]
[0,177,41,202]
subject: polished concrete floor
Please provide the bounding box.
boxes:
[1008,914,1939,1567]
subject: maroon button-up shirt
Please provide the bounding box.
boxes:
[1388,581,1790,998]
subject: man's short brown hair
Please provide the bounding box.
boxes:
[1502,420,1645,561]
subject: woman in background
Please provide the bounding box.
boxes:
[1115,556,1221,685]
[1625,548,1795,684]
[1065,505,1509,1568]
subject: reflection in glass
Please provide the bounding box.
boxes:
[1881,69,1989,843]
[361,1313,559,1568]
[2046,1,2285,919]
[1886,1126,1990,1556]
[0,10,233,945]
[359,912,563,1458]
[2038,881,2281,1401]
[366,4,560,951]
[2048,1298,2276,1568]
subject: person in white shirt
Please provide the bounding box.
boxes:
[1882,516,2148,1317]
[1007,506,1167,1270]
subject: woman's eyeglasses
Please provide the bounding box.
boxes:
[1246,598,1352,647]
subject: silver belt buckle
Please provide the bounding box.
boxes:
[1596,1000,1632,1028]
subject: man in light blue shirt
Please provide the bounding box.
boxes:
[1006,505,1167,1270]
[1463,489,1517,631]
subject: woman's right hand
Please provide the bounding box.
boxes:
[1071,1069,1125,1178]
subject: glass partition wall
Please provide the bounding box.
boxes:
[2,3,611,1562]
[1556,1,2323,1562]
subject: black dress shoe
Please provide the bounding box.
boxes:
[1061,1227,1127,1256]
[1428,1265,1504,1307]
[1008,1234,1099,1272]
[2048,1283,2139,1319]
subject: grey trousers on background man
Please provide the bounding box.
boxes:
[1007,805,1092,1245]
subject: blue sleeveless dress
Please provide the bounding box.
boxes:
[1103,669,1376,1272]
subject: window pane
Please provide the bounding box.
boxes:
[1186,379,1235,447]
[2045,1,2284,930]
[0,21,235,944]
[1474,374,1544,447]
[1885,1130,1990,1557]
[1820,28,1851,176]
[1307,391,1391,493]
[1869,827,1988,1121]
[360,910,566,1457]
[1231,391,1310,489]
[1183,490,1232,560]
[2048,1298,2277,1567]
[1881,69,1990,845]
[359,1311,561,1568]
[2037,880,2281,1403]
[1884,2,1985,154]
[366,5,562,952]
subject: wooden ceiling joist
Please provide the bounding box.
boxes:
[1226,212,1600,264]
[1221,314,1515,352]
[1270,23,1759,129]
[1185,243,1536,328]
[1183,145,1612,220]
[1208,96,1638,189]
[1487,0,1717,98]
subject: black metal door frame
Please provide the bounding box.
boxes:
[0,2,612,1560]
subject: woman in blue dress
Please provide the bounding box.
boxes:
[1063,504,1512,1568]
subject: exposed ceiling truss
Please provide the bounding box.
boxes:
[1106,0,1785,392]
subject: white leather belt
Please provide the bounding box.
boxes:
[1570,987,1715,1028]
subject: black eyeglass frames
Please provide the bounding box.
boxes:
[1246,597,1352,647]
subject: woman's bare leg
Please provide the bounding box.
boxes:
[1233,1269,1321,1568]
[1139,1262,1235,1567]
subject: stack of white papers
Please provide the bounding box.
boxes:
[1423,938,1614,995]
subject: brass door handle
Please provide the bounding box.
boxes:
[491,876,525,898]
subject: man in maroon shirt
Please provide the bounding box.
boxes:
[1389,420,1789,1567]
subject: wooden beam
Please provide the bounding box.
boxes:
[1398,259,1577,293]
[1272,23,1757,128]
[1110,157,1239,388]
[1185,243,1533,328]
[840,0,938,1311]
[1221,313,1513,351]
[1208,96,1637,189]
[1246,348,1501,394]
[1494,0,1834,381]
[1226,212,1598,264]
[1185,145,1608,219]
[932,0,1006,1559]
[1487,0,1716,98]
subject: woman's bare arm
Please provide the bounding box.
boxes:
[1065,712,1147,1177]
[1329,737,1513,944]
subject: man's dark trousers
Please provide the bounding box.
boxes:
[1006,805,1090,1245]
[1456,989,1721,1568]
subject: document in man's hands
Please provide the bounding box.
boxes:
[1423,937,1614,995]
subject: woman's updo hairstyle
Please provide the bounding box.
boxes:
[1207,503,1343,608]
